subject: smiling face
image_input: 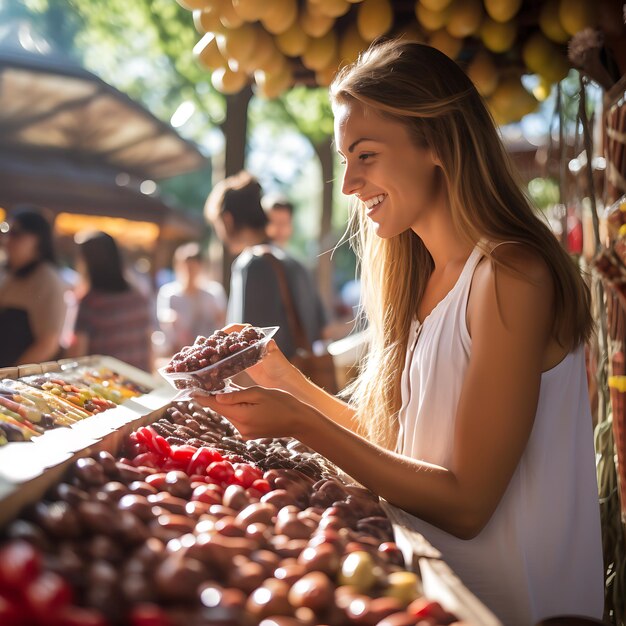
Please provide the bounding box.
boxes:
[334,99,445,239]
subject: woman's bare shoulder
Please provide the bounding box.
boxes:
[476,241,553,290]
[469,242,554,337]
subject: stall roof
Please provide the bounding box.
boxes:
[0,45,207,180]
[0,147,206,244]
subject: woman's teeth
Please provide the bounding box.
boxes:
[364,194,386,209]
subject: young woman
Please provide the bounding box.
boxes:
[0,207,67,366]
[68,231,152,372]
[196,40,603,625]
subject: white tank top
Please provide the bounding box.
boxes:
[393,244,604,626]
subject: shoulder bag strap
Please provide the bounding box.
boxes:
[261,252,312,352]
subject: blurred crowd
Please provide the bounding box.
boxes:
[0,172,358,372]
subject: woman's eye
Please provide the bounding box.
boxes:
[359,153,375,161]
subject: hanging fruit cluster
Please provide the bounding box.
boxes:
[176,0,608,124]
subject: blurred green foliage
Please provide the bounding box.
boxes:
[528,177,561,210]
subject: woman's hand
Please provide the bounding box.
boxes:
[221,324,299,390]
[220,324,357,434]
[192,386,315,440]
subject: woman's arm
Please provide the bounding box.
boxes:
[19,272,67,364]
[17,332,63,365]
[199,247,554,539]
[238,333,358,433]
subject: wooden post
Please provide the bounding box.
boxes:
[217,85,252,294]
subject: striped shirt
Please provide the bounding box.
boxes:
[75,289,151,371]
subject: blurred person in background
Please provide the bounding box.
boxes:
[263,193,356,342]
[0,206,66,366]
[67,230,152,372]
[156,242,226,354]
[262,194,294,249]
[206,171,327,359]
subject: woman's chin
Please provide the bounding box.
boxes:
[371,221,402,240]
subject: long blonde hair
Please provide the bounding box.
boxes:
[330,40,592,449]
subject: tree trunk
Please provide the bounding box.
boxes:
[313,136,335,315]
[217,85,252,293]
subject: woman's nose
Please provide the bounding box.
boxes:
[341,162,363,197]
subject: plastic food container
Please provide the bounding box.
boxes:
[158,326,278,395]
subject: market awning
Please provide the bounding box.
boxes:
[0,45,207,180]
[0,148,206,246]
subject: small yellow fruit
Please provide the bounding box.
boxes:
[415,1,452,31]
[522,32,556,75]
[276,21,310,57]
[211,66,248,93]
[558,0,596,36]
[216,24,257,66]
[255,67,293,99]
[192,7,222,33]
[357,0,394,41]
[242,25,272,72]
[446,0,483,38]
[428,28,462,59]
[539,0,569,43]
[300,6,335,37]
[258,47,288,74]
[219,0,244,28]
[193,32,227,69]
[467,49,499,97]
[539,53,570,83]
[484,0,522,23]
[302,30,338,71]
[419,0,452,10]
[489,75,538,123]
[339,23,369,64]
[316,59,340,85]
[261,0,298,34]
[232,0,269,21]
[235,28,275,72]
[480,17,516,53]
[316,0,351,18]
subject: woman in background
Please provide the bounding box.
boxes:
[0,206,66,366]
[68,230,152,372]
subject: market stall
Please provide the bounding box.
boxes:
[0,354,500,625]
[1,3,624,624]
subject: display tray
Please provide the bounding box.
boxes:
[0,355,176,526]
[0,355,501,626]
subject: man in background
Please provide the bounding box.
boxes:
[262,194,294,249]
[156,242,226,355]
[206,171,327,359]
